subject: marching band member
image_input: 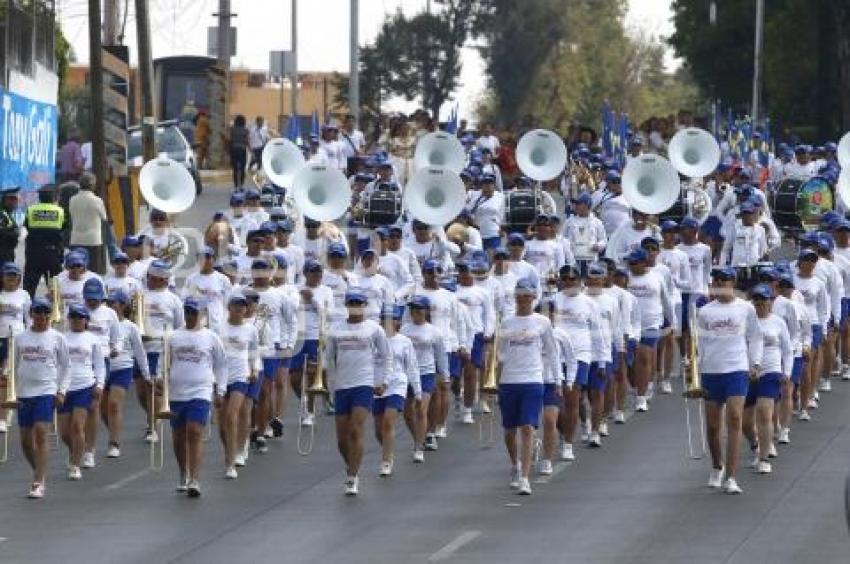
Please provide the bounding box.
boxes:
[605,210,661,264]
[243,190,270,226]
[374,227,416,301]
[743,284,792,474]
[374,305,420,476]
[60,304,105,480]
[124,236,154,282]
[386,225,423,285]
[104,252,144,299]
[402,295,447,462]
[600,259,638,424]
[293,217,347,264]
[479,149,504,192]
[455,260,496,425]
[506,234,542,303]
[274,220,305,286]
[676,217,712,369]
[539,324,574,474]
[831,220,850,380]
[464,173,505,251]
[793,248,829,420]
[13,298,69,498]
[407,220,458,271]
[102,290,149,458]
[491,248,519,319]
[165,297,227,497]
[525,216,569,282]
[227,192,259,246]
[642,236,681,395]
[140,208,188,264]
[57,251,99,315]
[719,202,767,266]
[775,272,812,439]
[356,249,395,321]
[659,221,691,386]
[498,278,559,495]
[699,266,762,494]
[591,170,631,237]
[324,290,391,495]
[323,242,360,324]
[218,292,260,479]
[0,264,30,433]
[141,260,185,443]
[235,229,269,285]
[183,246,233,334]
[813,233,844,393]
[563,192,607,273]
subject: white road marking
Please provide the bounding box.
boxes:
[428,530,482,562]
[0,537,7,543]
[104,469,149,490]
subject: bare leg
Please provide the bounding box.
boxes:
[724,396,745,478]
[705,401,723,470]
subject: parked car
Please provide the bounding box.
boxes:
[127,121,203,195]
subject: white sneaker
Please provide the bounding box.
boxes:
[424,434,438,451]
[614,410,626,424]
[767,443,778,459]
[778,427,791,444]
[461,408,474,425]
[708,467,724,489]
[599,422,609,437]
[748,454,760,468]
[580,428,590,443]
[107,445,121,458]
[660,380,673,394]
[144,428,159,443]
[379,460,394,477]
[412,450,425,463]
[225,466,238,480]
[635,396,649,412]
[27,482,45,499]
[560,443,575,461]
[806,398,818,410]
[509,467,521,489]
[176,475,188,492]
[187,479,202,498]
[842,366,850,380]
[480,400,492,414]
[588,432,602,448]
[234,453,246,467]
[646,382,655,400]
[263,425,274,439]
[81,451,96,469]
[538,459,553,475]
[756,460,772,474]
[301,412,315,427]
[68,466,82,480]
[798,409,811,421]
[436,425,447,439]
[344,475,359,496]
[723,477,743,494]
[0,420,7,434]
[820,379,832,392]
[517,477,532,495]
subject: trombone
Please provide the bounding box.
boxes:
[1,325,17,463]
[297,311,328,456]
[682,304,707,460]
[150,326,173,471]
[479,317,500,446]
[49,276,63,329]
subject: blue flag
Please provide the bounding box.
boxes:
[601,102,614,157]
[446,104,459,134]
[311,110,320,137]
[285,114,301,143]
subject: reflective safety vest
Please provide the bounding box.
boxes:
[26,203,64,229]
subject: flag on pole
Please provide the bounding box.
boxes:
[445,104,459,134]
[311,110,320,137]
[617,113,629,168]
[601,102,614,157]
[285,114,301,144]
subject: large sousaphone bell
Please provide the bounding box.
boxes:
[139,157,196,213]
[413,132,467,172]
[516,129,568,181]
[404,166,466,226]
[622,154,681,215]
[262,137,306,188]
[838,132,850,169]
[290,163,351,221]
[838,168,850,210]
[669,127,721,178]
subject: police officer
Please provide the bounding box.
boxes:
[23,185,66,296]
[0,187,21,268]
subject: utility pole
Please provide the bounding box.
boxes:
[136,0,157,162]
[103,0,121,45]
[290,0,298,124]
[751,0,765,125]
[349,0,359,126]
[88,0,107,196]
[210,0,234,168]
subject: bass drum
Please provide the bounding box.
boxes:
[503,189,540,234]
[362,190,402,228]
[770,177,834,231]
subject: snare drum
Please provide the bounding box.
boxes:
[503,189,540,234]
[734,262,774,293]
[770,177,834,231]
[362,190,402,227]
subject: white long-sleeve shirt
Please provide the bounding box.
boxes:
[0,289,30,337]
[553,327,577,387]
[696,298,763,374]
[562,214,607,261]
[720,222,767,266]
[142,288,185,353]
[659,247,691,294]
[628,271,674,333]
[383,333,421,399]
[322,269,360,323]
[409,286,467,352]
[378,252,415,300]
[183,271,233,335]
[587,289,623,358]
[357,272,396,321]
[401,321,448,377]
[64,330,105,391]
[793,274,829,326]
[465,190,505,239]
[221,322,261,385]
[456,283,496,337]
[607,285,639,342]
[492,271,519,319]
[772,295,802,357]
[293,284,334,341]
[551,291,603,364]
[87,303,119,358]
[324,319,391,390]
[524,238,567,278]
[166,327,227,400]
[15,328,69,398]
[815,258,843,323]
[253,286,296,355]
[103,274,143,299]
[110,319,149,376]
[498,313,558,385]
[758,314,793,378]
[605,223,660,263]
[677,242,713,294]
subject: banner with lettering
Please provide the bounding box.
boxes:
[0,87,57,190]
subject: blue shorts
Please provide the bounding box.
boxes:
[575,361,590,387]
[59,385,94,414]
[169,399,211,429]
[17,395,55,427]
[372,394,404,415]
[745,372,782,406]
[262,357,281,381]
[626,339,637,367]
[146,352,160,377]
[286,339,319,370]
[334,386,373,415]
[791,357,804,385]
[419,373,436,394]
[226,381,250,397]
[812,324,824,348]
[106,367,134,390]
[681,293,706,329]
[588,362,611,391]
[247,378,261,401]
[470,333,485,369]
[842,298,850,325]
[543,383,561,407]
[498,383,544,429]
[482,236,502,250]
[639,328,661,348]
[702,371,749,404]
[449,352,462,379]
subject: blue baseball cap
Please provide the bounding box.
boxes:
[758,268,780,282]
[229,193,245,206]
[67,303,90,319]
[740,202,755,214]
[82,278,105,301]
[183,297,203,312]
[493,247,509,259]
[817,233,835,252]
[327,242,348,258]
[660,220,679,232]
[258,221,277,234]
[344,290,368,305]
[681,216,700,229]
[381,304,405,320]
[228,292,248,306]
[834,220,850,232]
[31,297,51,313]
[277,219,294,232]
[375,226,390,239]
[778,272,795,287]
[2,263,21,276]
[606,170,622,183]
[640,236,660,249]
[251,258,272,270]
[244,189,261,200]
[408,295,431,309]
[440,279,457,292]
[421,259,441,272]
[121,235,141,247]
[303,258,323,273]
[514,278,538,295]
[825,142,838,152]
[625,248,648,264]
[507,233,525,246]
[560,264,581,279]
[798,248,818,261]
[479,173,496,184]
[711,266,737,280]
[111,251,130,264]
[571,192,593,206]
[750,283,774,300]
[454,259,470,272]
[147,259,171,278]
[360,248,378,258]
[106,289,130,305]
[65,252,87,267]
[586,262,607,278]
[272,253,288,269]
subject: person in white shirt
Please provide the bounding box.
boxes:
[782,146,818,181]
[539,325,574,474]
[14,298,69,498]
[318,125,346,171]
[274,220,305,286]
[465,173,505,252]
[794,249,828,421]
[374,306,420,476]
[642,236,681,396]
[497,278,559,495]
[606,209,661,264]
[60,304,105,480]
[476,123,500,157]
[0,264,30,433]
[218,293,260,479]
[57,252,101,326]
[525,216,570,284]
[742,284,792,475]
[698,266,763,494]
[563,192,607,271]
[813,233,844,394]
[592,170,631,237]
[659,221,692,385]
[407,220,458,271]
[227,193,260,247]
[248,116,271,171]
[68,174,108,275]
[374,227,416,301]
[491,248,519,319]
[102,289,149,458]
[720,202,767,267]
[831,221,850,380]
[339,114,365,172]
[324,290,391,495]
[506,234,542,303]
[104,252,144,300]
[357,249,396,322]
[162,297,226,498]
[183,246,233,335]
[677,217,713,363]
[775,272,812,440]
[385,225,423,285]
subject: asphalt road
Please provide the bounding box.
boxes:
[1,185,849,564]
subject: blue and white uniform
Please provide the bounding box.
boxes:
[324,319,391,414]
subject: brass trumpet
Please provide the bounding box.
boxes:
[479,317,500,445]
[1,325,17,464]
[297,312,328,456]
[682,307,707,459]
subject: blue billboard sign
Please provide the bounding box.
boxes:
[0,87,57,191]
